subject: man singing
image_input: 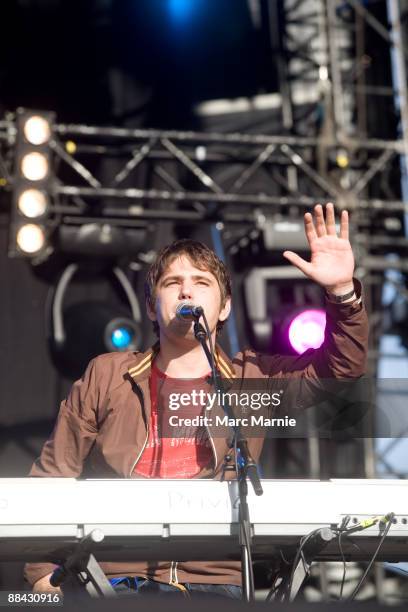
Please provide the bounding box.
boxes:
[25,203,368,598]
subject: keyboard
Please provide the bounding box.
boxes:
[0,478,406,562]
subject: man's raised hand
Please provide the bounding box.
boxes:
[283,203,354,295]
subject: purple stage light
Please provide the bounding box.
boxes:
[288,309,326,354]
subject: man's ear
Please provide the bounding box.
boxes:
[146,299,156,322]
[218,297,231,322]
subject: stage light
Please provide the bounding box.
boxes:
[17,189,48,218]
[16,224,45,254]
[335,149,349,169]
[58,223,148,257]
[288,309,326,354]
[20,152,49,181]
[105,318,140,352]
[23,115,51,145]
[111,327,132,349]
[50,264,143,379]
[9,109,55,258]
[168,0,197,23]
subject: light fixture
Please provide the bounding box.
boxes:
[9,109,55,258]
[244,267,326,353]
[20,152,49,181]
[23,115,51,145]
[335,149,349,169]
[287,309,326,354]
[105,318,140,352]
[17,189,48,218]
[16,224,45,254]
[50,264,142,379]
[58,223,148,257]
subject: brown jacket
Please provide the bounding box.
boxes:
[25,282,368,586]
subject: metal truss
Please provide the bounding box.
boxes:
[279,0,408,235]
[279,2,408,351]
[1,2,408,263]
[2,118,408,234]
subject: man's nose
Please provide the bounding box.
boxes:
[179,282,193,300]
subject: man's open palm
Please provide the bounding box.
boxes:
[283,203,354,290]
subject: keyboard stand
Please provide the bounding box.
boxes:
[50,529,116,598]
[272,527,335,602]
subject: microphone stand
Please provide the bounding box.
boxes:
[193,317,263,603]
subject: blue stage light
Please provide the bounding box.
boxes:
[111,326,133,350]
[105,317,140,353]
[168,0,195,24]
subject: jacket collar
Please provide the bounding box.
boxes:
[127,341,236,383]
[214,343,236,379]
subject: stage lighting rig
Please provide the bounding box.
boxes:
[287,308,326,355]
[244,265,326,355]
[16,188,49,219]
[241,216,326,354]
[49,263,142,379]
[105,318,140,352]
[23,115,52,146]
[9,109,55,258]
[15,223,46,254]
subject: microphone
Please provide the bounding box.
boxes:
[175,302,204,321]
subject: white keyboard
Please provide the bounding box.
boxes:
[0,478,406,561]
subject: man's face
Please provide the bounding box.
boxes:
[147,255,231,340]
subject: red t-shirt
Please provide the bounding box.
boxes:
[133,363,213,478]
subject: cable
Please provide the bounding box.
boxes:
[266,513,393,604]
[265,571,284,602]
[338,530,347,600]
[201,311,220,396]
[338,515,350,600]
[346,514,394,601]
[265,520,351,603]
[284,528,324,601]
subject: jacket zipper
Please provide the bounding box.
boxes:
[128,386,150,476]
[205,422,218,472]
[129,426,149,476]
[169,561,176,584]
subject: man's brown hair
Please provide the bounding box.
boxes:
[145,239,232,335]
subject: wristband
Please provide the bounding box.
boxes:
[325,287,356,303]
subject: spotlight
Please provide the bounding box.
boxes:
[17,189,48,218]
[50,264,143,379]
[335,148,349,169]
[168,0,197,23]
[105,318,140,351]
[111,327,132,349]
[16,224,45,254]
[288,309,326,354]
[20,152,49,181]
[10,109,55,258]
[23,115,51,145]
[58,223,148,257]
[244,267,325,353]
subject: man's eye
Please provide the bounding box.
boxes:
[197,281,209,286]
